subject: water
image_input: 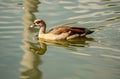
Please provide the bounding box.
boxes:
[0,0,120,79]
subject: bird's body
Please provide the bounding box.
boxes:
[30,19,94,40]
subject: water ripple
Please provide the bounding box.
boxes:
[90,46,120,52]
[0,31,22,34]
[101,54,120,59]
[67,11,111,20]
[0,36,15,39]
[59,1,73,4]
[70,52,91,56]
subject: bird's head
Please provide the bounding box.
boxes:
[30,19,46,28]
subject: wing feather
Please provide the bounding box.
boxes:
[47,26,70,34]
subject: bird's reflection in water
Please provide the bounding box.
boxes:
[27,40,47,55]
[38,37,94,51]
[20,40,46,79]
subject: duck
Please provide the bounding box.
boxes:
[30,19,94,40]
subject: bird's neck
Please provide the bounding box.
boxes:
[39,24,46,34]
[38,21,47,37]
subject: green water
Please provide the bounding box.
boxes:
[0,0,120,79]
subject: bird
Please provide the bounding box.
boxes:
[30,19,94,40]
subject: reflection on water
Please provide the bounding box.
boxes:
[20,40,46,79]
[39,37,94,48]
[20,0,46,79]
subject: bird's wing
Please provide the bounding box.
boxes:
[70,27,85,34]
[47,26,71,35]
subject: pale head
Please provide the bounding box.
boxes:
[30,19,46,28]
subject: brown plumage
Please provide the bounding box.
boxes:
[30,19,94,40]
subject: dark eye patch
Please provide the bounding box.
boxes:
[36,21,41,24]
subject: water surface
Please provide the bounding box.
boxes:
[0,0,120,79]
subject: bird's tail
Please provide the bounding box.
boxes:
[85,29,94,35]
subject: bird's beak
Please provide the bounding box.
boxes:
[29,23,40,30]
[30,23,36,28]
[29,23,36,30]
